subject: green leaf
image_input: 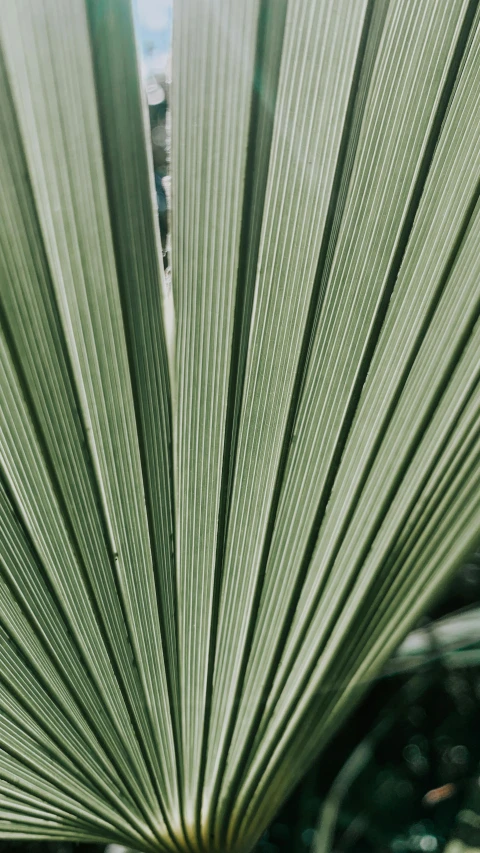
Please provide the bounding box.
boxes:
[1,0,480,851]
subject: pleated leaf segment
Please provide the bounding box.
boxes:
[1,0,480,851]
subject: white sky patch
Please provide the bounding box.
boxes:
[137,0,171,32]
[134,0,172,79]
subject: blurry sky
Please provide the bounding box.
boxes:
[133,0,172,79]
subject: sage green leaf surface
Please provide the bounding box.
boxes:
[1,0,480,851]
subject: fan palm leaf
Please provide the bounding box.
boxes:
[1,0,480,851]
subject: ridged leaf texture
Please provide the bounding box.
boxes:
[1,0,480,851]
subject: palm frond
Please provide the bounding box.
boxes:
[1,0,480,851]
